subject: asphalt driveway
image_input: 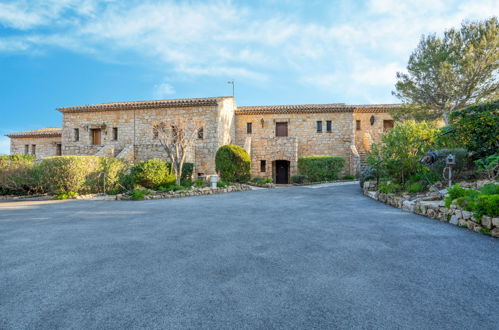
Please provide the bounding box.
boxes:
[1,183,498,329]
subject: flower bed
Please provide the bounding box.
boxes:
[363,181,499,238]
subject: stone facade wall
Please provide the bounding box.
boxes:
[353,111,394,154]
[10,136,62,159]
[61,99,235,176]
[235,112,355,178]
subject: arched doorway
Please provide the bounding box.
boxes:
[273,160,290,184]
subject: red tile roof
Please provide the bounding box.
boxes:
[5,127,62,138]
[57,97,232,113]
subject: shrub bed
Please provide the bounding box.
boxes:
[297,156,344,182]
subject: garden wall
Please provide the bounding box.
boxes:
[363,181,499,238]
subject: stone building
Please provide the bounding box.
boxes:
[6,96,397,183]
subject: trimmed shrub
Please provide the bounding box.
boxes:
[342,174,355,180]
[130,159,175,189]
[297,155,344,182]
[215,145,251,182]
[38,156,101,194]
[290,174,307,184]
[0,156,41,195]
[38,156,127,194]
[181,162,194,181]
[450,100,499,159]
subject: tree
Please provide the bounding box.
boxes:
[393,17,499,124]
[152,118,204,185]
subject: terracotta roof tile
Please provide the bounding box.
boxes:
[57,96,232,113]
[5,127,62,138]
[236,103,400,115]
[236,104,355,115]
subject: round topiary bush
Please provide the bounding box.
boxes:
[130,159,175,189]
[215,145,251,182]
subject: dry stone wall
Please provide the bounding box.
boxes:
[363,181,499,238]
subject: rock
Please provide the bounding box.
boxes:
[473,225,483,233]
[481,216,492,229]
[427,208,436,218]
[402,200,415,212]
[115,194,122,200]
[461,211,472,220]
[458,218,467,227]
[491,228,499,238]
[492,217,499,228]
[449,215,459,225]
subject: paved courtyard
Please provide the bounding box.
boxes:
[1,183,498,329]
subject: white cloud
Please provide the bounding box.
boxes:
[0,0,497,103]
[153,82,175,99]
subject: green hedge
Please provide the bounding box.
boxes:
[297,156,345,182]
[130,159,175,189]
[0,155,127,195]
[450,100,499,159]
[0,155,40,195]
[215,145,251,182]
[39,156,127,194]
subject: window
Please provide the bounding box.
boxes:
[247,122,252,134]
[198,127,204,139]
[326,120,332,133]
[275,122,288,137]
[316,121,323,133]
[356,120,361,130]
[56,144,62,156]
[197,173,204,178]
[383,120,394,131]
[74,128,79,142]
[260,160,266,172]
[153,128,158,139]
[31,144,36,155]
[112,127,118,141]
[24,145,29,154]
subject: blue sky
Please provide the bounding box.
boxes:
[0,0,497,154]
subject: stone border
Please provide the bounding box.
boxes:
[245,182,275,188]
[117,184,252,200]
[363,182,498,238]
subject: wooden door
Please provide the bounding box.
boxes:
[275,160,289,184]
[91,129,102,145]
